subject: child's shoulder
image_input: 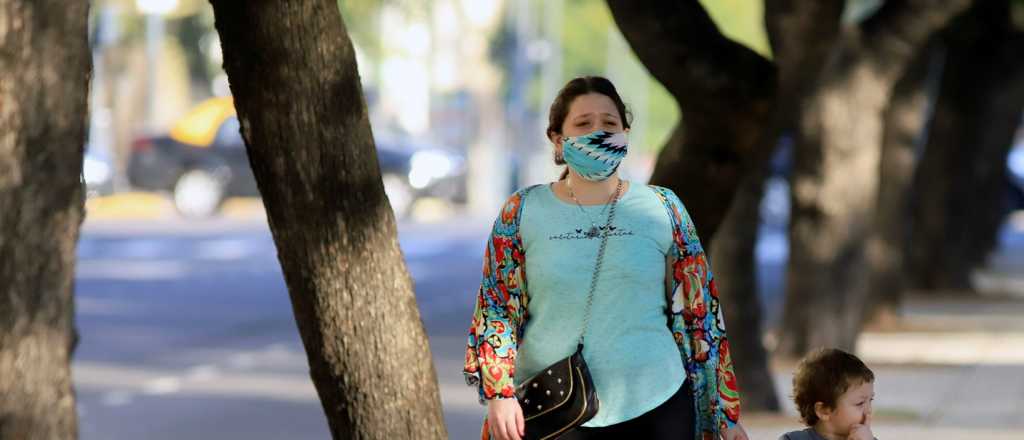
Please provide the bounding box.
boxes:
[777,428,823,440]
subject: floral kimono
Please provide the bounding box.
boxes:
[463,184,741,439]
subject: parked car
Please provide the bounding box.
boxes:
[128,97,466,218]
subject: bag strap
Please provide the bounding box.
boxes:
[578,181,623,345]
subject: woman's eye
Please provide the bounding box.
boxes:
[575,122,588,127]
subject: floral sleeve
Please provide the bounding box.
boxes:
[652,186,741,437]
[463,190,530,402]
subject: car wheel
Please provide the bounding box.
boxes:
[382,173,414,219]
[173,168,226,218]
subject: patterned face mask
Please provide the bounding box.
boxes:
[561,130,628,181]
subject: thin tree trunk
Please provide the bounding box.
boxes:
[208,2,446,439]
[779,0,972,356]
[0,1,90,439]
[908,1,1024,293]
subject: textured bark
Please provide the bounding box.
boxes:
[605,0,776,243]
[862,40,940,325]
[907,1,1024,293]
[779,0,973,356]
[208,2,446,439]
[0,1,90,439]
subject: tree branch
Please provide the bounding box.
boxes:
[862,0,974,73]
[605,0,774,111]
[764,0,846,129]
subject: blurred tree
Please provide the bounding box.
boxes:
[605,0,776,242]
[780,0,973,356]
[860,35,939,325]
[605,0,780,412]
[607,0,857,413]
[207,1,446,439]
[906,0,1024,294]
[0,1,90,439]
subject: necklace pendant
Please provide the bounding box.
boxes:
[585,226,599,238]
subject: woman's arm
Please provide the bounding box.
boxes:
[675,194,741,431]
[655,186,742,435]
[464,191,529,402]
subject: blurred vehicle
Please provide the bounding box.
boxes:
[82,143,114,198]
[128,97,466,218]
[758,135,1024,225]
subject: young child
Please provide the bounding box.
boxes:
[778,348,877,440]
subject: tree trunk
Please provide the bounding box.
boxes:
[710,163,779,411]
[862,39,942,325]
[700,0,848,412]
[907,1,1024,293]
[779,0,972,356]
[605,0,776,243]
[208,2,446,439]
[606,0,780,412]
[0,1,90,439]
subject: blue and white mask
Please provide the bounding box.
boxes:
[561,130,628,181]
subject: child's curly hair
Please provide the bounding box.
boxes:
[792,348,874,426]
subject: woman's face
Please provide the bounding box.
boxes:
[550,93,625,148]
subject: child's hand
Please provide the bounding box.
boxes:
[847,424,874,440]
[848,412,874,440]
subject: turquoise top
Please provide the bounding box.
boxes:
[515,182,686,427]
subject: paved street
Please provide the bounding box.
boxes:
[74,215,491,439]
[72,210,1024,439]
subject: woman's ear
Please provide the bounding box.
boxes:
[549,131,562,147]
[814,402,833,422]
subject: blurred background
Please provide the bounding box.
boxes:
[75,0,1024,439]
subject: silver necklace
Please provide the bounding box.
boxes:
[567,178,623,239]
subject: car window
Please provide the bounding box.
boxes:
[215,117,244,148]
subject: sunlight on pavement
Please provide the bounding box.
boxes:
[74,361,318,404]
[857,332,1024,365]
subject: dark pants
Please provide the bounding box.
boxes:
[559,380,695,440]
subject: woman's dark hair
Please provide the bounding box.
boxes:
[547,76,631,178]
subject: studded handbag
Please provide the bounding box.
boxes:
[513,181,622,440]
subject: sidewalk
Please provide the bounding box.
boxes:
[439,294,1024,440]
[745,213,1024,439]
[744,298,1024,439]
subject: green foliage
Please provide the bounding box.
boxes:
[337,0,384,60]
[699,0,771,57]
[531,0,772,154]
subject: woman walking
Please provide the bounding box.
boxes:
[464,76,747,440]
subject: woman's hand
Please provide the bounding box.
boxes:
[722,423,749,440]
[487,398,525,440]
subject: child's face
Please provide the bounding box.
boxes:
[818,380,875,437]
